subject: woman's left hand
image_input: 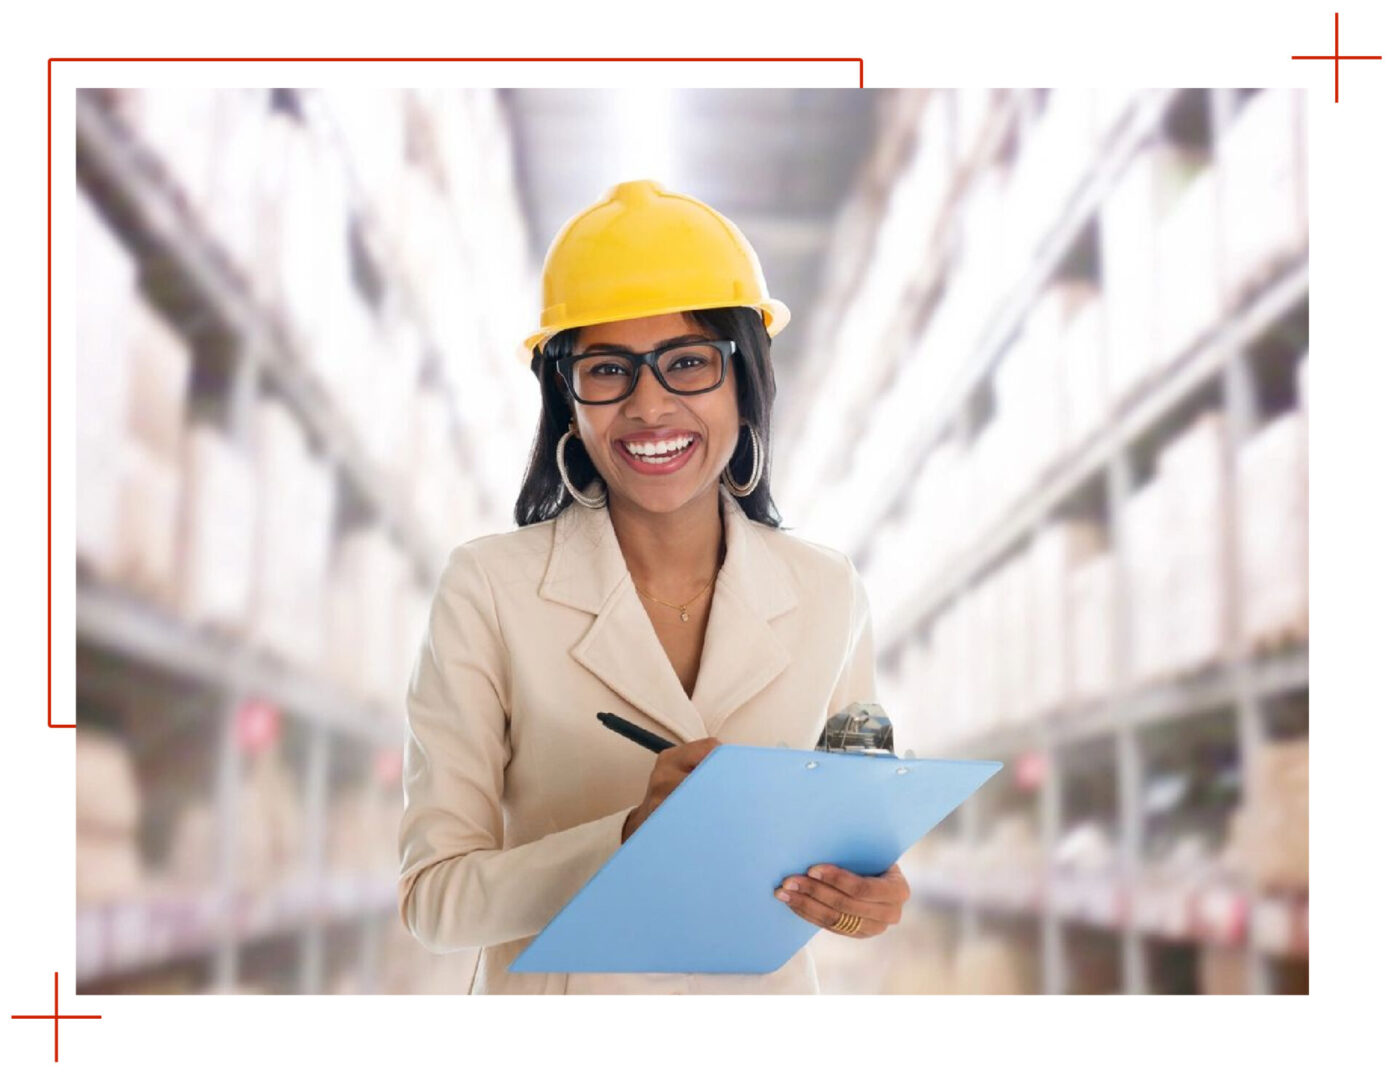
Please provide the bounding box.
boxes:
[774,861,911,938]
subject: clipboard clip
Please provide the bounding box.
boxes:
[816,701,897,756]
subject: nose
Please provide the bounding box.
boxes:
[624,363,676,418]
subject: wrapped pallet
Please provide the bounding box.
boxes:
[76,729,145,902]
[1218,89,1306,305]
[1153,161,1220,370]
[1059,286,1107,449]
[999,553,1033,727]
[1123,479,1170,683]
[76,193,136,581]
[249,400,335,668]
[115,437,182,606]
[1200,945,1249,994]
[249,399,302,663]
[126,290,191,463]
[952,89,994,170]
[398,585,433,723]
[327,528,412,710]
[1159,412,1229,673]
[112,88,222,216]
[1026,523,1071,717]
[1100,141,1208,403]
[1239,411,1308,648]
[164,800,216,888]
[203,89,273,275]
[249,111,301,311]
[952,933,1038,994]
[236,751,304,889]
[176,424,256,630]
[274,123,354,357]
[1228,736,1308,893]
[327,785,380,875]
[970,573,1001,735]
[1069,551,1117,704]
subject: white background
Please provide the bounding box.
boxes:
[1,0,1391,1074]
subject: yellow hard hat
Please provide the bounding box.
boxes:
[519,178,791,363]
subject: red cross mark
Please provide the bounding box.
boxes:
[1293,12,1383,102]
[10,972,102,1063]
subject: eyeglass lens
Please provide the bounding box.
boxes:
[571,343,723,402]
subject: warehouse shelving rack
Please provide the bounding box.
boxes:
[72,88,495,992]
[798,89,1308,994]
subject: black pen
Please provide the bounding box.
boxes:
[597,711,676,753]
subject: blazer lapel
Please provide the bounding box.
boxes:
[538,482,797,746]
[688,486,798,737]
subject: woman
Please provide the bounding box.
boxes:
[397,179,911,994]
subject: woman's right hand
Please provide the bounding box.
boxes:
[621,737,722,843]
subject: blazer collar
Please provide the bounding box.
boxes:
[539,481,798,745]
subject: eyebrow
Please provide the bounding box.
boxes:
[579,334,708,354]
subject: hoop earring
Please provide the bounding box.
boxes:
[556,425,607,509]
[722,422,764,498]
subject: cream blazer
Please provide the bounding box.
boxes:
[397,481,879,994]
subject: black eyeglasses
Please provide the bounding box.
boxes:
[555,338,736,405]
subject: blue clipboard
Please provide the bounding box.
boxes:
[510,744,1002,975]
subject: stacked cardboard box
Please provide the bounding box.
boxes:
[1124,478,1170,682]
[1028,524,1072,716]
[1122,412,1229,682]
[1153,158,1220,369]
[1004,89,1095,263]
[1069,551,1117,704]
[249,399,336,669]
[114,297,191,607]
[1100,140,1209,403]
[997,554,1032,727]
[107,89,222,219]
[1059,284,1107,450]
[952,932,1039,994]
[238,751,305,889]
[1200,945,1249,994]
[202,89,274,275]
[76,193,191,604]
[1218,89,1306,306]
[327,783,400,878]
[176,425,256,631]
[76,729,146,903]
[76,194,136,580]
[163,799,216,889]
[1225,736,1308,893]
[325,528,415,711]
[878,909,959,994]
[970,572,1003,735]
[1159,412,1229,672]
[164,749,305,892]
[1239,410,1308,647]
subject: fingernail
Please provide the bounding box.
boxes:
[776,889,790,902]
[810,867,825,881]
[784,878,801,892]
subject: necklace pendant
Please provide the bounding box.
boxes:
[680,609,689,622]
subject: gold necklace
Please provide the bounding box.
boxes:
[635,568,719,622]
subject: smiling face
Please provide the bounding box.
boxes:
[562,311,742,518]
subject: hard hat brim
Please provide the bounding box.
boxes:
[519,297,790,365]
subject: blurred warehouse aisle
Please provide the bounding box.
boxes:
[74,87,1307,995]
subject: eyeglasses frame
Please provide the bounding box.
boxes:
[554,338,737,405]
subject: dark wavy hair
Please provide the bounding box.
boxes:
[513,305,787,530]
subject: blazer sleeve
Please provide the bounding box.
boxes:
[397,545,637,953]
[824,554,880,719]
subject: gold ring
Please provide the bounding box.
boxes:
[833,912,862,935]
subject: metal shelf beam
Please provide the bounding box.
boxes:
[76,581,400,748]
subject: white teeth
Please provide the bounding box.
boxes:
[626,435,694,457]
